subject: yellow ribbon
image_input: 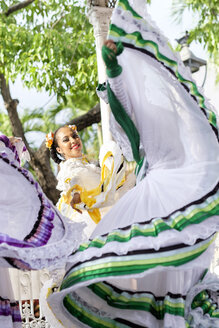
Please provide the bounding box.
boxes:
[60,151,125,225]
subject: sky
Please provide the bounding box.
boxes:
[147,1,219,112]
[148,0,206,55]
[0,0,218,143]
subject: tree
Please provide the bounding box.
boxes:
[172,0,219,71]
[0,0,100,203]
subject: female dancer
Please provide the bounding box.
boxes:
[44,1,219,327]
[46,124,132,238]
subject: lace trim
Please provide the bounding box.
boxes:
[0,148,86,270]
[0,219,85,270]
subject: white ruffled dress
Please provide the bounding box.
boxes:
[0,135,84,327]
[56,141,135,239]
[45,1,219,327]
[56,157,101,238]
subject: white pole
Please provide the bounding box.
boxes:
[88,6,113,143]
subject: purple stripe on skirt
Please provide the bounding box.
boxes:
[0,298,22,322]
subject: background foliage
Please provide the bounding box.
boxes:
[0,0,218,201]
[172,0,219,74]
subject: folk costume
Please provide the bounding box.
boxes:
[0,135,83,327]
[45,1,219,327]
[56,140,130,239]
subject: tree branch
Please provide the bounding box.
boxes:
[0,73,59,203]
[0,73,12,103]
[67,103,101,131]
[0,73,30,151]
[5,0,35,17]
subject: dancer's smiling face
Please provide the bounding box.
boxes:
[56,126,82,160]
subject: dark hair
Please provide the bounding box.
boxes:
[49,127,63,164]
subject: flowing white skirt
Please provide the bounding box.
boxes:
[0,136,84,327]
[44,1,219,327]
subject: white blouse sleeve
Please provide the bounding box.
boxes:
[56,161,81,192]
[108,74,134,162]
[108,73,133,118]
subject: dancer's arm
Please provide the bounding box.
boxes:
[8,136,21,145]
[102,40,132,117]
[0,135,30,163]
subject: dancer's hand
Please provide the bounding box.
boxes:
[8,136,22,145]
[104,40,117,55]
[104,40,124,56]
[70,193,82,214]
[102,40,124,78]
